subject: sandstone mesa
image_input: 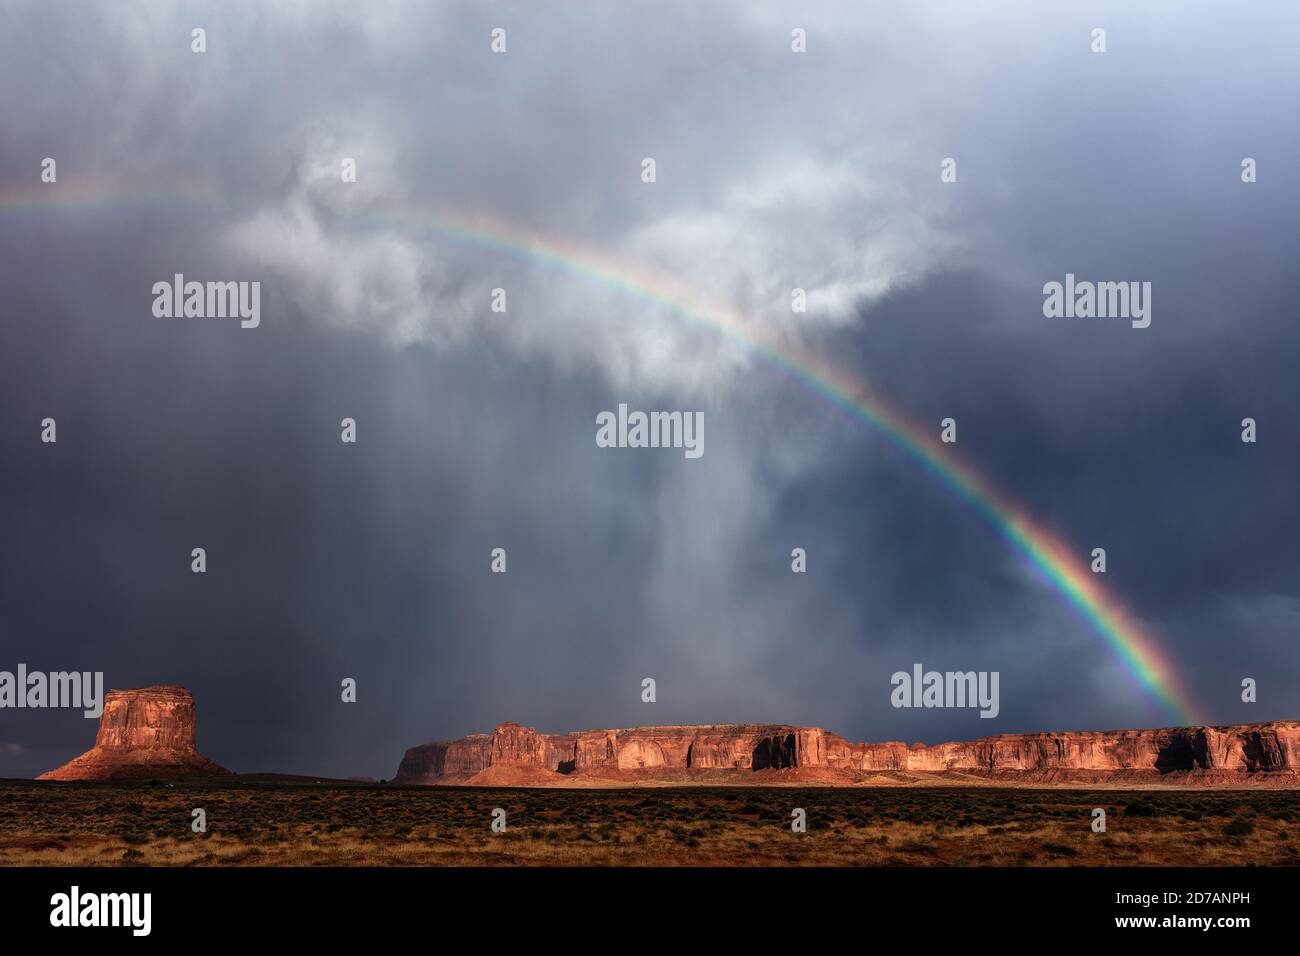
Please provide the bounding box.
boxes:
[394,719,1300,787]
[37,685,230,782]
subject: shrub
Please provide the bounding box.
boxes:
[1224,818,1255,837]
[1042,842,1078,857]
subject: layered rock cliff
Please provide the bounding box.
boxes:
[394,719,1300,786]
[37,685,230,781]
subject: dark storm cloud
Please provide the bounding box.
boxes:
[2,1,1299,779]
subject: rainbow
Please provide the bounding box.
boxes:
[0,178,219,215]
[1,183,1202,724]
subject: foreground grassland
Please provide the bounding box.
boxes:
[1,780,1297,866]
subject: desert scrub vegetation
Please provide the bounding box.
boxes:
[1,781,1297,866]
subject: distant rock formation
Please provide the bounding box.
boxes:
[394,719,1300,786]
[37,685,230,781]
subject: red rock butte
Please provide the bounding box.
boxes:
[37,685,230,781]
[394,720,1300,787]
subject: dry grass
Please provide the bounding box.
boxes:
[1,780,1296,866]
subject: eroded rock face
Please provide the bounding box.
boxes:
[392,719,1300,785]
[37,685,229,781]
[394,735,492,783]
[490,721,549,767]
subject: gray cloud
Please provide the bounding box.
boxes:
[2,1,1298,779]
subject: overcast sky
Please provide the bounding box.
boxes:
[2,1,1298,779]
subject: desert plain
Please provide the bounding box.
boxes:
[2,778,1296,867]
